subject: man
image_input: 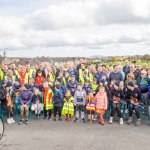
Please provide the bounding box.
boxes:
[123,60,130,75]
[26,63,34,79]
[94,66,107,84]
[0,64,8,80]
[109,65,123,84]
[35,63,46,78]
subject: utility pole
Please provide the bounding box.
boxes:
[3,48,7,65]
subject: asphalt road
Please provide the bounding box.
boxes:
[0,117,150,150]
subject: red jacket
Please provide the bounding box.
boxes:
[35,76,44,86]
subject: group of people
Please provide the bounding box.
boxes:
[0,58,150,127]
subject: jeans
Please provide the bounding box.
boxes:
[75,105,85,119]
[129,103,140,119]
[54,106,62,118]
[110,103,123,118]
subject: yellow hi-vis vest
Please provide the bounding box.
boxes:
[79,68,89,85]
[0,69,5,80]
[27,69,34,79]
[18,73,29,84]
[89,73,94,84]
[62,77,70,86]
[62,96,74,116]
[47,73,55,86]
[44,89,54,110]
[4,76,16,83]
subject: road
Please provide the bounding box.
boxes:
[0,117,150,150]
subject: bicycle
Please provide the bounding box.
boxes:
[0,116,4,140]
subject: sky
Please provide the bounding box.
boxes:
[0,0,150,57]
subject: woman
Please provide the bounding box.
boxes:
[125,81,142,126]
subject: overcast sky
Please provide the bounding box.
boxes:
[0,0,150,57]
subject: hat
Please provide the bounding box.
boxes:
[71,75,76,78]
[24,84,30,90]
[15,78,21,83]
[127,81,134,87]
[6,82,12,88]
[115,81,120,87]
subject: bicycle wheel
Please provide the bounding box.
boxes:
[0,117,4,140]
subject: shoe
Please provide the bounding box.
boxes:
[59,117,62,121]
[119,118,123,125]
[127,117,133,125]
[74,117,79,123]
[100,117,104,125]
[109,117,113,124]
[25,119,29,124]
[82,118,86,123]
[19,119,24,125]
[7,118,12,124]
[135,119,141,127]
[10,118,15,123]
[53,117,56,121]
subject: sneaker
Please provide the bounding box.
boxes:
[10,118,15,123]
[19,119,24,125]
[7,118,12,124]
[119,118,123,125]
[74,117,79,123]
[109,117,113,124]
[82,118,86,123]
[25,119,29,124]
[53,117,56,121]
[135,119,141,127]
[127,117,133,125]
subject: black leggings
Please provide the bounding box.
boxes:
[44,107,52,118]
[129,104,140,119]
[110,103,123,118]
[54,106,61,118]
[3,106,14,118]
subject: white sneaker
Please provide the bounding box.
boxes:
[10,118,15,123]
[7,118,12,124]
[109,117,113,124]
[120,118,123,125]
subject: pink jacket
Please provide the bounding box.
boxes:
[95,92,108,110]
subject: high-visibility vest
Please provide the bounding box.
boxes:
[79,68,89,85]
[62,77,70,86]
[47,73,55,86]
[4,76,16,83]
[0,69,5,80]
[91,83,98,94]
[27,69,34,79]
[18,73,29,84]
[89,73,94,84]
[62,96,74,116]
[43,88,54,110]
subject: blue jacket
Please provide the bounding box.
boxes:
[66,81,78,96]
[94,72,107,84]
[53,89,64,107]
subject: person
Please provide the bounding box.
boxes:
[18,66,29,84]
[85,90,96,123]
[35,70,44,86]
[53,83,64,121]
[95,86,108,125]
[62,90,74,121]
[109,65,123,84]
[109,81,124,125]
[31,88,43,119]
[83,79,91,94]
[43,80,53,120]
[36,63,46,78]
[123,60,130,75]
[125,81,142,126]
[74,83,86,123]
[18,84,32,124]
[66,75,78,96]
[5,82,16,124]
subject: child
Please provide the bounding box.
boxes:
[74,83,86,123]
[53,82,64,121]
[35,70,44,86]
[62,90,74,121]
[83,79,91,94]
[31,88,43,119]
[95,86,108,125]
[43,80,53,120]
[19,84,32,124]
[91,78,98,96]
[85,90,96,122]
